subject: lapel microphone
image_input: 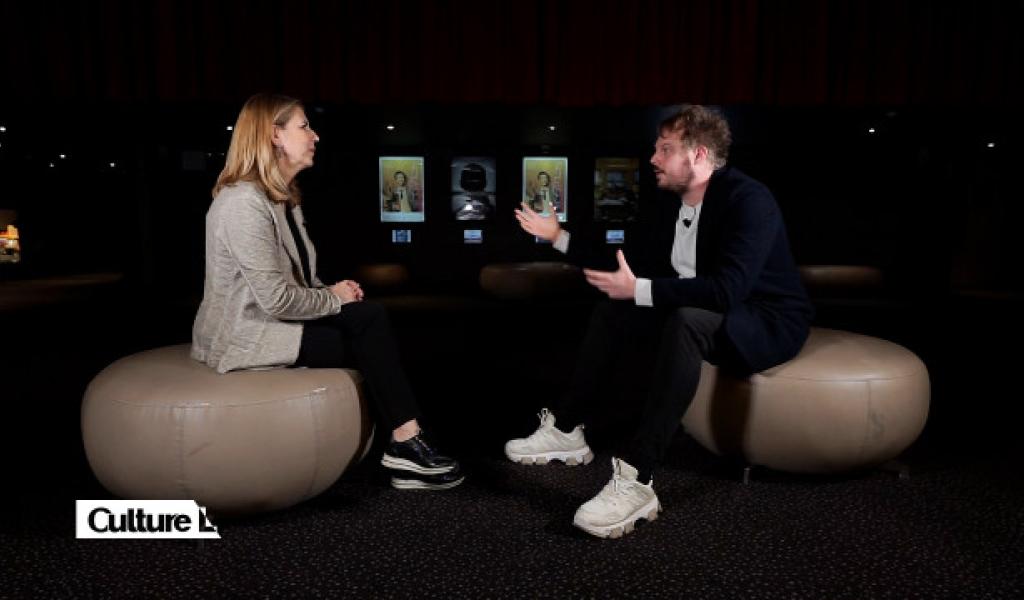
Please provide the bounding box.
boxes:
[681,205,697,228]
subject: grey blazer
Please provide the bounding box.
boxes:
[191,181,342,373]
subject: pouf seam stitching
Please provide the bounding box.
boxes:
[758,371,927,383]
[174,409,191,499]
[305,393,323,500]
[858,380,873,463]
[99,386,344,408]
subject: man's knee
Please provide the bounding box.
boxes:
[590,299,637,326]
[665,307,723,351]
[668,307,721,330]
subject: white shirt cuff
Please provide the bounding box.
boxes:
[635,278,653,306]
[553,230,570,254]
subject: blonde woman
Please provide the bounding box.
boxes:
[192,94,462,490]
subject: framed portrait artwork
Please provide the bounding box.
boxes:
[451,157,496,221]
[521,157,568,222]
[380,157,425,223]
[593,158,640,222]
[0,209,20,264]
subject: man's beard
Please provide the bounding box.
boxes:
[657,174,689,195]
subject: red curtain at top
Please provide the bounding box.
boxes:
[1,0,1020,106]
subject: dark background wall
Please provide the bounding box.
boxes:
[2,0,1021,298]
[2,102,1021,301]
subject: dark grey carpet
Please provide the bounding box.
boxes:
[4,435,1023,599]
[3,291,1022,598]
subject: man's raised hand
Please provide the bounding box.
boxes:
[583,250,637,300]
[514,202,561,242]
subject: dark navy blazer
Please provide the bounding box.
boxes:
[567,166,813,374]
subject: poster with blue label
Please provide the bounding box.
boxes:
[594,158,639,222]
[522,157,567,222]
[451,157,496,220]
[380,157,425,223]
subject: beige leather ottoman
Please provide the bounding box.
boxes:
[682,328,929,473]
[82,345,374,514]
[354,263,411,292]
[479,262,584,300]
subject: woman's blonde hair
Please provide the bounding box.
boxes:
[213,93,304,205]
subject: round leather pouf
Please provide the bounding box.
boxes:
[479,262,584,300]
[798,265,884,292]
[82,345,373,514]
[682,328,929,474]
[354,263,411,292]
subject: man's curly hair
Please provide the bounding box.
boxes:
[659,104,732,169]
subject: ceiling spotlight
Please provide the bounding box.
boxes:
[987,142,996,149]
[226,125,233,131]
[867,128,876,134]
[386,124,395,131]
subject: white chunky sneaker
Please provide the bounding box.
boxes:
[504,408,594,466]
[573,457,661,539]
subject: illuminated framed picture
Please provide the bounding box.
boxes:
[522,157,567,222]
[594,158,640,222]
[451,157,496,221]
[0,210,20,264]
[380,157,425,223]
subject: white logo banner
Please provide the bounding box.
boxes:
[76,500,221,539]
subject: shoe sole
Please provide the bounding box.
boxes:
[573,498,662,539]
[390,476,465,490]
[505,448,594,466]
[380,455,455,475]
